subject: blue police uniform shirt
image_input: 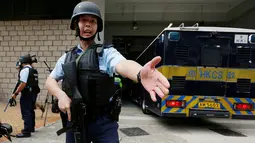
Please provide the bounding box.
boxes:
[19,65,32,83]
[50,44,126,81]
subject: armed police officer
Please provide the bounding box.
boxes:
[12,54,40,138]
[15,61,45,113]
[45,1,170,143]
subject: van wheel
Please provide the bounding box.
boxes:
[142,99,150,114]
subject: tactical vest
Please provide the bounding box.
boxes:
[20,66,40,94]
[62,44,116,115]
[61,47,79,97]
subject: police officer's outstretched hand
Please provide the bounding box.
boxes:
[139,56,170,102]
[58,92,72,121]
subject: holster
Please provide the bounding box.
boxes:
[108,89,122,121]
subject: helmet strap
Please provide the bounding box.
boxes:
[79,34,96,41]
[97,32,101,41]
[77,30,101,42]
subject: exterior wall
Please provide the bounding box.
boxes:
[0,19,78,101]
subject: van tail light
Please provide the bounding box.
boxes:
[234,103,253,111]
[166,100,185,108]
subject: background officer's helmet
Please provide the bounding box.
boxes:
[18,54,32,66]
[70,1,103,33]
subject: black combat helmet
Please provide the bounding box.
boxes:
[19,54,32,65]
[70,1,103,32]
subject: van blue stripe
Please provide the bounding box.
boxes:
[225,98,237,114]
[176,96,196,113]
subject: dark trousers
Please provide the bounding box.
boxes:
[20,92,36,133]
[65,114,119,143]
[32,94,38,128]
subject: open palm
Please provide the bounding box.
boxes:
[140,56,170,102]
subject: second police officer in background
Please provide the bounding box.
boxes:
[12,54,41,138]
[45,1,170,143]
[15,61,45,113]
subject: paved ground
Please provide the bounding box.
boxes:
[2,100,255,143]
[0,99,60,143]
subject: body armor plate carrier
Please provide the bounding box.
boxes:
[77,44,117,115]
[56,44,122,137]
[20,67,40,95]
[62,44,117,116]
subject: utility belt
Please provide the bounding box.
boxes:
[60,95,122,122]
[86,107,111,121]
[21,86,40,94]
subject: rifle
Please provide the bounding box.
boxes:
[3,80,19,112]
[43,61,52,73]
[56,61,87,143]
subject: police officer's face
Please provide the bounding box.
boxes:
[78,15,98,38]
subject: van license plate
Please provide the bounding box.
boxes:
[198,102,220,109]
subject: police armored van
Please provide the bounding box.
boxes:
[132,23,255,119]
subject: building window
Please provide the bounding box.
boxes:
[0,0,80,20]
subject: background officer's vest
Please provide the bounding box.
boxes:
[20,66,40,94]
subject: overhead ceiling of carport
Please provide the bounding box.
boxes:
[105,0,255,23]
